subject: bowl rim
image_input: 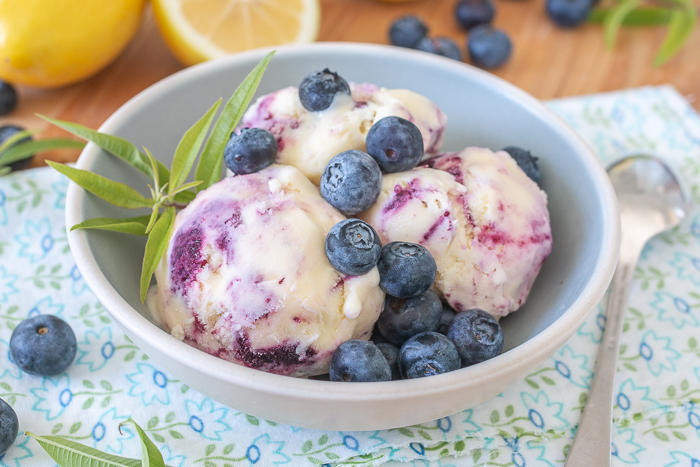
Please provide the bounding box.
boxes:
[66,42,620,402]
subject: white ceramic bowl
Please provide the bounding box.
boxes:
[66,43,620,431]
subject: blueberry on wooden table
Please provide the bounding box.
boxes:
[455,0,496,30]
[399,332,461,379]
[377,242,437,298]
[389,15,429,48]
[9,314,77,376]
[546,0,593,28]
[298,69,351,112]
[0,125,34,171]
[224,127,278,175]
[366,116,425,173]
[0,398,18,457]
[320,149,382,215]
[415,37,463,61]
[502,146,541,185]
[447,308,504,367]
[330,340,392,382]
[467,25,513,69]
[377,290,442,346]
[325,219,382,276]
[0,81,17,116]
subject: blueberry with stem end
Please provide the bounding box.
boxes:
[399,332,461,379]
[320,149,382,215]
[447,308,504,367]
[377,242,437,298]
[224,127,278,175]
[298,69,351,112]
[389,15,429,48]
[377,290,442,346]
[10,314,77,376]
[366,116,425,173]
[325,219,382,276]
[330,340,392,382]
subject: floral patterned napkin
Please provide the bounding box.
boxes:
[1,85,699,467]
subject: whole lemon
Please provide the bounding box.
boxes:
[0,0,146,88]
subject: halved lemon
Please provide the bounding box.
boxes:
[152,0,321,66]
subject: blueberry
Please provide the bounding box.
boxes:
[365,116,425,173]
[10,314,77,376]
[447,308,504,367]
[0,125,34,171]
[224,127,278,175]
[0,398,18,457]
[325,219,382,276]
[389,15,429,48]
[502,146,541,185]
[436,303,456,335]
[377,242,437,298]
[415,37,463,61]
[320,149,382,215]
[298,69,351,112]
[330,340,391,382]
[377,290,442,346]
[546,0,593,28]
[370,322,388,345]
[375,342,401,380]
[0,82,17,116]
[399,332,461,379]
[467,25,512,69]
[455,0,496,30]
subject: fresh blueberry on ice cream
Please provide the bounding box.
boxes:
[238,82,447,185]
[298,69,351,112]
[224,127,278,175]
[154,165,385,377]
[359,147,552,318]
[320,149,383,215]
[366,116,425,173]
[325,219,382,276]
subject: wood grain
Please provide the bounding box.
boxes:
[1,0,698,167]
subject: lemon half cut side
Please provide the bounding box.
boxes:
[153,0,321,66]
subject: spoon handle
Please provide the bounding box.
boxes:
[564,244,642,467]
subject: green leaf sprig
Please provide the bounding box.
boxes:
[43,51,274,302]
[590,0,698,66]
[26,418,170,467]
[0,128,85,176]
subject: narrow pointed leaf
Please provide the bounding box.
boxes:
[0,138,85,166]
[26,432,142,467]
[654,6,696,66]
[169,99,221,195]
[145,205,160,234]
[140,206,175,302]
[47,161,154,209]
[170,180,202,196]
[589,7,672,25]
[145,148,160,190]
[71,216,152,236]
[0,166,11,176]
[0,130,37,153]
[119,418,165,467]
[195,51,274,191]
[40,116,154,178]
[604,0,642,49]
[173,190,196,204]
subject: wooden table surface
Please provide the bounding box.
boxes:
[3,0,699,167]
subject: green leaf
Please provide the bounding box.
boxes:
[82,397,94,409]
[525,378,540,389]
[140,207,175,302]
[588,7,672,25]
[145,206,160,235]
[654,5,697,67]
[125,350,136,362]
[604,0,642,49]
[490,410,500,424]
[398,428,414,437]
[246,414,260,426]
[169,430,183,439]
[653,430,670,442]
[454,440,465,452]
[0,166,10,176]
[165,412,176,423]
[0,138,85,166]
[173,190,196,204]
[667,385,676,398]
[26,432,143,467]
[672,430,687,440]
[681,379,690,391]
[83,380,95,389]
[101,380,113,391]
[71,215,151,236]
[472,449,482,463]
[0,382,11,391]
[505,405,514,418]
[147,417,159,429]
[690,336,697,349]
[325,452,340,460]
[51,424,63,435]
[169,180,202,196]
[70,422,82,434]
[223,444,235,455]
[47,161,154,209]
[169,99,221,195]
[152,434,165,443]
[205,444,216,456]
[418,429,432,440]
[195,51,274,190]
[0,129,37,155]
[318,434,328,445]
[119,418,165,467]
[541,375,556,385]
[40,116,156,179]
[302,440,313,453]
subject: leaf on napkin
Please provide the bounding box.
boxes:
[70,215,152,236]
[654,2,697,67]
[195,50,275,191]
[169,99,221,195]
[25,432,143,467]
[140,206,175,302]
[119,418,165,467]
[47,161,155,209]
[603,0,642,49]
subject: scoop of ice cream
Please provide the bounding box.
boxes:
[358,147,552,318]
[154,165,385,376]
[238,83,447,184]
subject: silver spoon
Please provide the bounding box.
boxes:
[565,155,687,467]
